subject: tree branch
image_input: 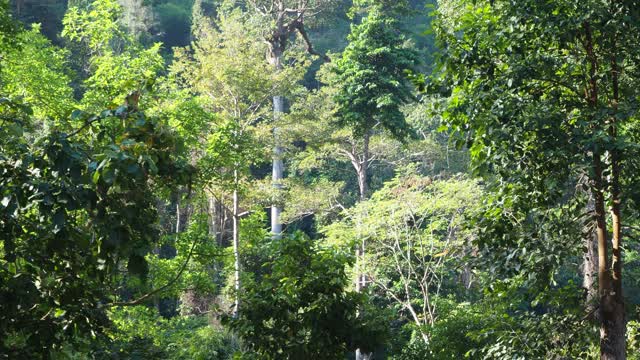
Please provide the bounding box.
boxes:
[293,20,330,62]
[103,233,200,307]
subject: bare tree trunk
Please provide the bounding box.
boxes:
[271,95,284,238]
[269,44,284,238]
[595,152,625,360]
[355,131,371,360]
[592,151,623,360]
[176,202,180,234]
[232,170,240,318]
[357,131,370,201]
[583,230,599,314]
[356,349,373,360]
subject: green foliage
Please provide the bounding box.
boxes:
[227,232,378,359]
[331,8,418,140]
[324,167,482,352]
[428,1,640,355]
[105,306,237,359]
[6,0,640,358]
[0,0,19,53]
[466,278,598,359]
[62,0,165,110]
[0,97,193,356]
[0,24,76,119]
[146,219,223,299]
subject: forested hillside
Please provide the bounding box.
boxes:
[1,0,640,359]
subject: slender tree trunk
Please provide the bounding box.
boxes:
[601,27,625,360]
[583,21,626,359]
[176,202,181,234]
[357,131,371,201]
[355,130,372,360]
[271,95,284,237]
[268,45,284,238]
[232,170,240,318]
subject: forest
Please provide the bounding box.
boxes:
[1,0,640,359]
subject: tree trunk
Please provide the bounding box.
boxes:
[271,95,284,237]
[593,152,624,360]
[176,202,181,234]
[268,45,284,238]
[357,131,371,201]
[583,192,599,317]
[601,28,625,359]
[232,170,240,318]
[583,21,626,359]
[356,349,373,360]
[355,130,372,360]
[583,229,599,314]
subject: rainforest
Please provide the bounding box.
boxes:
[1,0,640,359]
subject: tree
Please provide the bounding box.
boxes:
[244,0,332,236]
[0,24,76,120]
[226,231,381,359]
[330,6,417,201]
[324,168,482,344]
[0,97,194,356]
[173,8,303,315]
[62,0,164,111]
[329,9,417,358]
[430,0,640,358]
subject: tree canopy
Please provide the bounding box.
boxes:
[2,0,640,359]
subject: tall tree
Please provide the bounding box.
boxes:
[328,8,416,358]
[244,0,331,237]
[174,8,303,315]
[324,168,482,344]
[0,97,194,356]
[330,7,417,201]
[431,0,640,358]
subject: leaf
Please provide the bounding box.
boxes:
[71,109,86,121]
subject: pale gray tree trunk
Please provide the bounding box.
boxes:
[354,129,371,360]
[356,349,373,360]
[232,170,240,317]
[356,131,371,201]
[271,95,284,237]
[268,44,284,238]
[176,202,181,234]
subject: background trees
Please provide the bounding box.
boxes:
[3,0,640,359]
[429,0,640,358]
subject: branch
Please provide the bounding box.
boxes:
[293,21,330,62]
[65,115,102,139]
[104,233,199,307]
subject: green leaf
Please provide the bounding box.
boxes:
[92,170,100,184]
